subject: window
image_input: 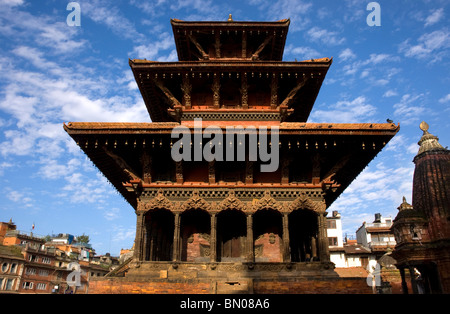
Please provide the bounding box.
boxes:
[328,237,338,246]
[36,283,47,290]
[41,257,51,264]
[1,262,8,272]
[10,263,17,274]
[327,220,336,229]
[28,255,38,262]
[6,279,14,290]
[26,267,36,275]
[22,281,33,289]
[39,269,49,277]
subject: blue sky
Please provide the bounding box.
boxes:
[0,0,449,256]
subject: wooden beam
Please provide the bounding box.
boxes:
[188,34,209,60]
[279,78,308,108]
[153,78,182,108]
[252,35,274,60]
[103,146,141,181]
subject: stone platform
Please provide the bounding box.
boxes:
[88,261,374,294]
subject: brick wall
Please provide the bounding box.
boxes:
[253,278,373,294]
[89,278,212,294]
[88,277,374,294]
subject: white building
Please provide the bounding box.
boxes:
[355,213,396,258]
[327,211,376,270]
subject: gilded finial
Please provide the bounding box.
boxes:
[419,121,429,134]
[228,14,233,22]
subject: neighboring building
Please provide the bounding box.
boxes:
[45,234,94,262]
[392,122,450,294]
[327,211,344,248]
[0,220,16,245]
[0,245,25,294]
[18,240,56,294]
[327,212,375,270]
[1,221,117,294]
[64,16,398,294]
[356,213,396,259]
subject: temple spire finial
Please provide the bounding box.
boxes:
[228,14,233,22]
[419,121,429,134]
[417,121,445,156]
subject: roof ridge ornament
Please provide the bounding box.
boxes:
[228,14,233,22]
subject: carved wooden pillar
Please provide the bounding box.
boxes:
[240,73,248,109]
[172,213,181,261]
[282,213,291,262]
[181,75,192,109]
[281,157,289,184]
[141,152,152,184]
[399,266,409,294]
[317,212,330,262]
[270,75,278,109]
[245,161,253,184]
[311,236,318,260]
[215,32,221,58]
[210,213,217,262]
[208,161,216,184]
[312,154,321,185]
[212,74,220,109]
[242,31,247,58]
[134,210,146,261]
[176,161,183,184]
[246,214,254,263]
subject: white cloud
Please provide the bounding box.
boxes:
[393,94,425,124]
[399,29,450,62]
[342,53,398,77]
[425,8,444,27]
[307,26,345,46]
[309,96,376,123]
[383,90,398,98]
[284,45,322,61]
[439,93,450,103]
[249,0,312,32]
[130,32,175,60]
[82,1,145,43]
[5,188,34,208]
[104,208,121,221]
[339,48,356,62]
[0,0,24,7]
[111,225,135,243]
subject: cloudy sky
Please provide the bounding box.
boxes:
[0,0,449,255]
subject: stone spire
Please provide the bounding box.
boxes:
[417,121,445,156]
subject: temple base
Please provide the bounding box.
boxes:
[88,261,374,294]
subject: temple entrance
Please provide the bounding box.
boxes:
[180,209,211,262]
[144,209,174,261]
[217,210,246,261]
[289,209,319,262]
[253,209,283,262]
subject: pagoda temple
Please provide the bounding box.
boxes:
[64,16,399,294]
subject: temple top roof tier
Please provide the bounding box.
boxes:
[170,17,291,61]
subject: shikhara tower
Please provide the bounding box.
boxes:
[64,16,399,293]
